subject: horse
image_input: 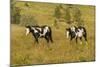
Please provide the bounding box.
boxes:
[25,25,53,43]
[66,26,87,44]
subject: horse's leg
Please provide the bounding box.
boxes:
[70,37,73,45]
[34,35,39,44]
[35,38,39,44]
[33,33,39,44]
[45,36,49,43]
[33,38,39,45]
[70,36,74,41]
[49,33,53,43]
[32,35,38,45]
[79,37,82,44]
[48,29,53,43]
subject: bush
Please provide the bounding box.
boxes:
[72,7,84,26]
[53,5,62,19]
[64,7,71,24]
[11,7,21,24]
[19,14,38,26]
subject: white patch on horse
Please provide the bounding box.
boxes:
[36,27,42,32]
[77,29,83,37]
[25,28,30,36]
[32,27,38,33]
[71,26,75,32]
[40,27,49,37]
[66,31,69,38]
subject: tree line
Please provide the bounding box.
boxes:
[11,1,84,27]
[53,4,84,28]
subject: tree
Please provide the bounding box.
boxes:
[11,0,21,24]
[54,5,61,19]
[20,14,38,26]
[73,7,84,26]
[11,6,21,24]
[64,7,72,24]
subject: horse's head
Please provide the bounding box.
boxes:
[66,28,71,39]
[70,26,77,32]
[25,25,31,36]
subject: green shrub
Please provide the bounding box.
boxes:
[19,14,38,26]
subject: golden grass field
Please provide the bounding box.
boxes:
[11,2,95,66]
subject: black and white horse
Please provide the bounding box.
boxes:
[66,26,87,44]
[25,25,53,43]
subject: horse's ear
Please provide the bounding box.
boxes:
[66,28,69,31]
[25,25,30,28]
[66,28,67,30]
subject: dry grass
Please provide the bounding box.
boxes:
[11,23,95,66]
[11,2,95,66]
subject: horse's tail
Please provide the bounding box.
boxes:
[48,26,53,43]
[83,27,87,42]
[83,27,87,36]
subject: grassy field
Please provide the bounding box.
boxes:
[11,2,95,66]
